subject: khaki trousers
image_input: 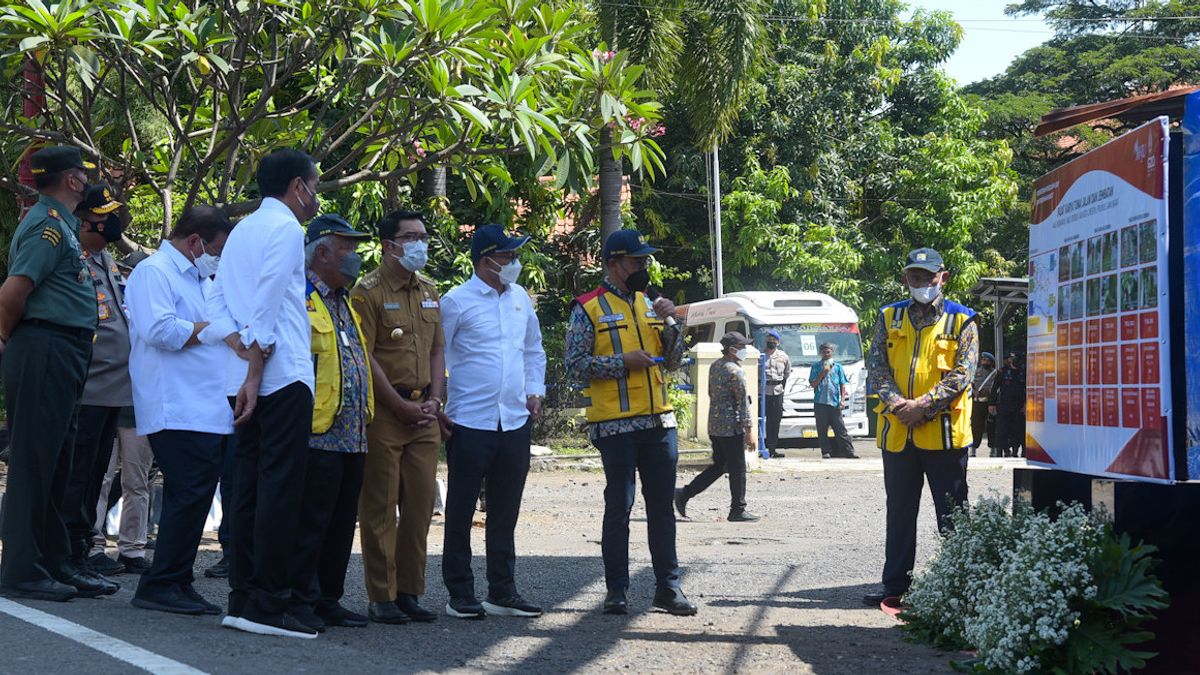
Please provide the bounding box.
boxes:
[359,407,440,601]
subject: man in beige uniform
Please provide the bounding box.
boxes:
[350,210,448,625]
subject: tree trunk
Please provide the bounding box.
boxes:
[598,126,623,241]
[420,165,447,201]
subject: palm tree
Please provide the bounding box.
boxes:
[594,0,768,239]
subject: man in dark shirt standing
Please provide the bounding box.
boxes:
[989,352,1026,458]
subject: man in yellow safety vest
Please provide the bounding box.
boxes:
[863,247,979,608]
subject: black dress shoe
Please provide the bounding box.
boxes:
[652,587,698,616]
[673,488,689,519]
[316,603,368,628]
[204,557,230,579]
[728,510,761,522]
[0,579,78,602]
[290,606,326,633]
[86,552,126,576]
[863,590,906,606]
[118,555,151,575]
[602,589,627,615]
[60,572,119,598]
[131,587,206,615]
[395,593,437,622]
[180,584,223,615]
[368,601,411,624]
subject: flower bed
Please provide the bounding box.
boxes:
[901,497,1169,674]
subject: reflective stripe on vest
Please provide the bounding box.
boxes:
[874,300,975,452]
[308,286,375,435]
[577,287,673,423]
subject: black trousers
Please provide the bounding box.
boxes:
[228,382,314,617]
[814,403,855,456]
[681,434,747,513]
[217,434,236,557]
[443,423,531,601]
[291,449,365,612]
[881,442,968,596]
[137,430,224,593]
[64,405,121,563]
[593,427,680,592]
[970,402,992,449]
[764,395,784,452]
[0,323,91,586]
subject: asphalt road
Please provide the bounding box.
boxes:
[0,441,1021,674]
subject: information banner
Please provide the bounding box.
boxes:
[1026,117,1173,482]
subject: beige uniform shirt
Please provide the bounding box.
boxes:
[350,262,444,395]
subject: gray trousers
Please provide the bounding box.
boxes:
[91,426,154,559]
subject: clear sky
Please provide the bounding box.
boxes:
[908,0,1055,85]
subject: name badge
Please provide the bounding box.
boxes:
[645,311,657,318]
[598,313,625,323]
[339,330,351,347]
[421,299,439,309]
[384,302,401,310]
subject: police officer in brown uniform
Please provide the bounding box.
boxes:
[350,210,448,625]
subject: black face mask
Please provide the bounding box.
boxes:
[625,269,650,293]
[88,214,124,243]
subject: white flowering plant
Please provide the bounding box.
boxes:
[901,497,1169,674]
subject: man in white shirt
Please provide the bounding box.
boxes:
[208,149,320,639]
[126,206,234,616]
[439,224,546,620]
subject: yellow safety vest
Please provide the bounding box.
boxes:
[577,286,673,423]
[308,284,374,434]
[874,299,975,452]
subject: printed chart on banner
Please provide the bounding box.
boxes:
[1025,117,1173,482]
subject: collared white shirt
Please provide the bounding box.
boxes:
[125,241,233,436]
[441,274,546,432]
[207,197,313,396]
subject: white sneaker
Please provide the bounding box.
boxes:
[230,613,318,639]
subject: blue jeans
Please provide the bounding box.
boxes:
[593,427,681,592]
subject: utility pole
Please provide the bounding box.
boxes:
[712,143,724,298]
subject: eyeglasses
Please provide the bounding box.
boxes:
[488,252,517,263]
[622,256,650,269]
[390,233,429,244]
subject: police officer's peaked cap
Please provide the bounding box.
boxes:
[903,247,945,273]
[603,230,661,260]
[306,213,371,245]
[471,223,530,263]
[79,183,122,216]
[30,146,96,175]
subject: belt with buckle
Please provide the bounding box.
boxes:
[395,385,428,401]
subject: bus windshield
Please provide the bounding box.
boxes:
[753,324,863,367]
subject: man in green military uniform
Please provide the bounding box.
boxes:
[0,146,117,601]
[350,210,449,625]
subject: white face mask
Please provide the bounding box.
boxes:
[735,348,748,360]
[909,285,941,305]
[493,258,522,286]
[392,239,429,272]
[191,240,220,278]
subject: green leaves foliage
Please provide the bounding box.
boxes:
[0,0,665,238]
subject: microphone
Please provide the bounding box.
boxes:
[646,286,677,327]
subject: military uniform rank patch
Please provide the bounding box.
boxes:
[41,227,62,246]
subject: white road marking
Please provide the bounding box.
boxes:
[0,597,208,675]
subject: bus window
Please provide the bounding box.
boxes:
[685,323,714,346]
[725,320,747,336]
[752,324,863,367]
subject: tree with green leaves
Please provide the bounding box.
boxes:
[636,0,1019,322]
[589,0,773,239]
[0,0,667,244]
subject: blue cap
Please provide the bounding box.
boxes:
[981,352,995,362]
[602,230,661,260]
[767,329,781,341]
[470,224,530,263]
[904,247,945,273]
[306,214,371,245]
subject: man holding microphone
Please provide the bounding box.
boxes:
[809,342,857,459]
